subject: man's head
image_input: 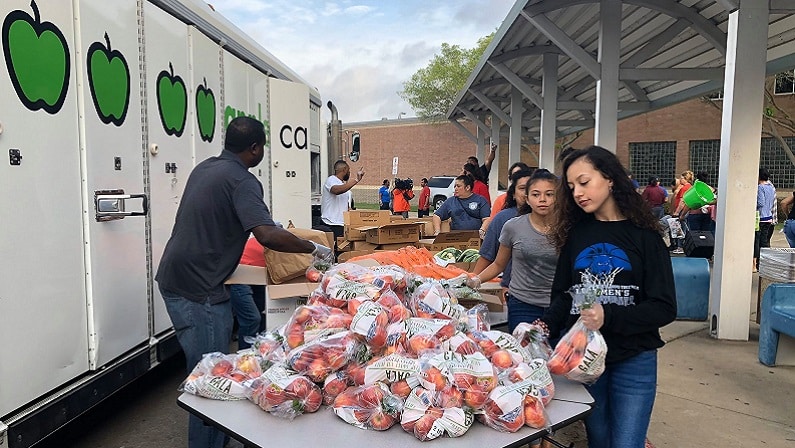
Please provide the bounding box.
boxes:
[334,160,351,181]
[647,176,659,186]
[467,156,479,166]
[421,178,428,187]
[382,179,389,187]
[225,117,267,167]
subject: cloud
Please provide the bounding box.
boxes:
[208,0,514,121]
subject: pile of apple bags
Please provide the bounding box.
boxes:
[180,262,558,441]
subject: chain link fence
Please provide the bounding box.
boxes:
[350,185,422,209]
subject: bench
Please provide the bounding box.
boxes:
[758,283,795,366]
[670,257,710,321]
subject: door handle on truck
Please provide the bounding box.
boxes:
[94,191,149,222]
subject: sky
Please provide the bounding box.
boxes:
[210,0,515,123]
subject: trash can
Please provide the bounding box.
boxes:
[671,257,710,320]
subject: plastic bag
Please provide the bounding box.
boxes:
[499,359,555,405]
[400,386,474,441]
[322,370,350,405]
[179,352,260,401]
[459,303,490,332]
[466,330,532,369]
[305,250,334,282]
[447,351,498,410]
[284,304,352,349]
[547,317,606,384]
[409,281,465,320]
[285,331,360,383]
[248,331,286,368]
[477,382,550,432]
[512,322,553,360]
[332,382,404,431]
[350,301,390,350]
[363,353,421,386]
[248,364,322,419]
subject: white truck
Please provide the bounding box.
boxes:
[0,1,326,446]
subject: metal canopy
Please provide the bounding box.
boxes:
[448,0,795,140]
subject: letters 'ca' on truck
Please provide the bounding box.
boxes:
[0,1,326,446]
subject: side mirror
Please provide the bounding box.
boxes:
[349,131,360,162]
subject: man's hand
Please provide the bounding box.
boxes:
[356,168,365,182]
[311,242,333,261]
[465,275,482,289]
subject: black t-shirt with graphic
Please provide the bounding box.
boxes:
[543,217,677,365]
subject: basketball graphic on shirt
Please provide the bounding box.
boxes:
[574,243,631,275]
[468,202,478,210]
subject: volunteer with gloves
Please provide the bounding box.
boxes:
[156,116,332,448]
[466,169,559,332]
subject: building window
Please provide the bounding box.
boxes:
[690,138,795,189]
[689,140,721,187]
[628,141,676,187]
[774,71,795,95]
[761,137,795,189]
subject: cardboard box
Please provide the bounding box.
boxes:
[338,250,374,263]
[225,264,317,330]
[458,293,504,313]
[344,210,391,227]
[417,230,480,251]
[363,222,421,245]
[378,242,410,251]
[352,240,379,251]
[344,227,367,241]
[337,238,352,252]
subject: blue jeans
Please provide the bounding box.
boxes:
[784,220,795,247]
[160,285,232,448]
[507,294,547,334]
[230,284,261,350]
[585,350,657,448]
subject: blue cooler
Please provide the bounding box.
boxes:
[671,257,710,320]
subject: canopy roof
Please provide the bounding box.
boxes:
[448,0,795,139]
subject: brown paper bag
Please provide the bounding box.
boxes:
[263,228,334,284]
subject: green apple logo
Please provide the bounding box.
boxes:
[156,62,187,137]
[195,77,216,142]
[87,32,130,126]
[2,0,70,114]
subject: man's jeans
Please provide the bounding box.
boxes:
[230,284,261,350]
[506,294,547,334]
[784,219,795,247]
[585,350,657,448]
[160,286,232,448]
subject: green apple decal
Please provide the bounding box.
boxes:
[87,32,130,126]
[2,0,70,114]
[195,77,216,142]
[156,62,187,137]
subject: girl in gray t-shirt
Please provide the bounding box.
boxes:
[470,169,558,332]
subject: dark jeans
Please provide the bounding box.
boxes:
[229,284,264,350]
[393,211,409,218]
[650,205,663,220]
[585,350,658,448]
[379,203,390,210]
[418,209,430,218]
[160,285,232,448]
[754,221,775,262]
[506,294,547,334]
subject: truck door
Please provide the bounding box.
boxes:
[75,0,148,368]
[144,4,194,335]
[0,0,89,416]
[269,79,311,228]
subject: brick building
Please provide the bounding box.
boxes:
[345,88,795,191]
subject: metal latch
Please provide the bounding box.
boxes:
[94,189,149,222]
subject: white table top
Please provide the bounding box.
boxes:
[178,378,593,448]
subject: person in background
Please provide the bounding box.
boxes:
[755,167,777,271]
[684,172,714,232]
[229,236,268,350]
[433,175,491,234]
[536,146,676,448]
[780,190,795,247]
[418,177,431,217]
[321,160,364,241]
[641,176,666,219]
[489,162,531,220]
[628,172,641,192]
[463,162,491,203]
[469,169,558,332]
[391,181,414,218]
[473,169,535,303]
[467,140,497,182]
[668,178,685,253]
[378,179,391,211]
[156,117,333,448]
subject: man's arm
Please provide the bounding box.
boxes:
[432,214,442,235]
[484,142,496,171]
[251,225,314,253]
[329,168,365,195]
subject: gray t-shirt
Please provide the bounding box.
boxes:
[499,215,558,306]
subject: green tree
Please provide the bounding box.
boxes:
[400,34,493,121]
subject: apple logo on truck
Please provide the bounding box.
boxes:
[156,62,187,137]
[87,32,130,126]
[2,0,70,114]
[195,77,216,142]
